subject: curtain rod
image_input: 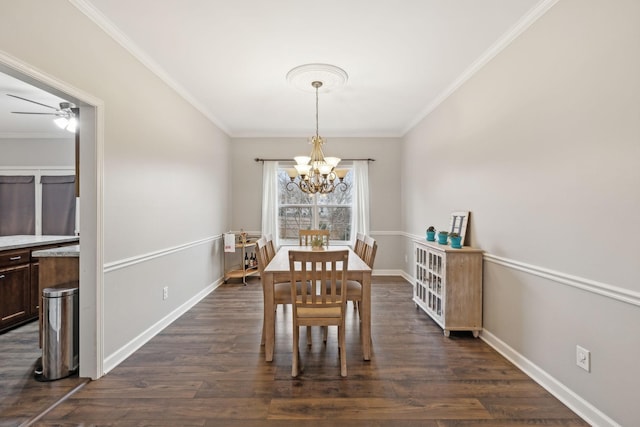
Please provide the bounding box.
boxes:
[254,157,375,163]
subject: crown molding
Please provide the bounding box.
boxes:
[69,0,231,136]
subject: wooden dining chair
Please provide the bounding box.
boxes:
[353,232,366,258]
[346,236,377,316]
[289,249,349,377]
[257,238,314,346]
[299,229,330,246]
[256,237,291,346]
[265,233,276,261]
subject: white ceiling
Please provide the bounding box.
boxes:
[2,0,550,138]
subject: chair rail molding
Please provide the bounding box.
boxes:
[103,235,221,273]
[484,253,640,308]
[405,232,640,308]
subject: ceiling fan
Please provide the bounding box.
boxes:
[7,93,77,133]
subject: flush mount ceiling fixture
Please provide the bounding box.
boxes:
[286,64,349,195]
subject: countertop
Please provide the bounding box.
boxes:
[0,235,80,252]
[32,244,80,258]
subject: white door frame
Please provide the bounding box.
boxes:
[0,51,105,379]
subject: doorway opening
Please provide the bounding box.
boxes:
[0,54,103,380]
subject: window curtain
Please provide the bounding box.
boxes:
[351,160,370,243]
[261,161,279,247]
[41,175,76,235]
[0,176,36,236]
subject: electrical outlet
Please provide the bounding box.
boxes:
[404,254,408,263]
[163,286,169,300]
[576,345,590,372]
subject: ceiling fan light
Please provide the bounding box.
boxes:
[54,116,69,129]
[66,117,78,133]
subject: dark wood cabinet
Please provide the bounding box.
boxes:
[0,239,78,334]
[0,263,30,330]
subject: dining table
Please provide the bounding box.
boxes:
[261,245,372,362]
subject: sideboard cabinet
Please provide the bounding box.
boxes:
[413,240,483,337]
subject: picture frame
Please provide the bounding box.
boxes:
[448,211,469,246]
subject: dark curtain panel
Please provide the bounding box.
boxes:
[41,175,76,236]
[0,175,36,236]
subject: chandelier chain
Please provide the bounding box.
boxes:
[315,82,320,139]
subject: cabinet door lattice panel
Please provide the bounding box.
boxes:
[413,240,483,337]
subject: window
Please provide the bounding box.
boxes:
[0,175,36,236]
[0,169,76,236]
[41,175,76,235]
[277,167,353,244]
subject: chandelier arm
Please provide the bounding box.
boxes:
[286,181,297,192]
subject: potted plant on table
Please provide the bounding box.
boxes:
[426,226,436,241]
[311,237,325,250]
[448,232,462,249]
[437,230,449,245]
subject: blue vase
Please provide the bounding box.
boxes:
[437,233,448,244]
[426,231,435,241]
[450,236,462,249]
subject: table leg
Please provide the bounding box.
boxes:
[361,271,372,360]
[263,272,275,362]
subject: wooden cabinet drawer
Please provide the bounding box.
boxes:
[0,249,30,268]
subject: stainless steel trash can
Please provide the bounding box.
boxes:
[42,286,79,380]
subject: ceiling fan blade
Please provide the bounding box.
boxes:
[7,93,58,110]
[11,111,59,115]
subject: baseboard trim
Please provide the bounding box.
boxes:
[481,329,620,427]
[372,269,404,276]
[102,278,223,374]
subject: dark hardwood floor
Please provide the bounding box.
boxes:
[1,276,589,426]
[0,320,87,426]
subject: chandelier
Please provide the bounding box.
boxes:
[286,80,347,194]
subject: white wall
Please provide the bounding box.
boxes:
[230,137,404,272]
[0,0,230,374]
[401,1,639,425]
[0,138,74,166]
